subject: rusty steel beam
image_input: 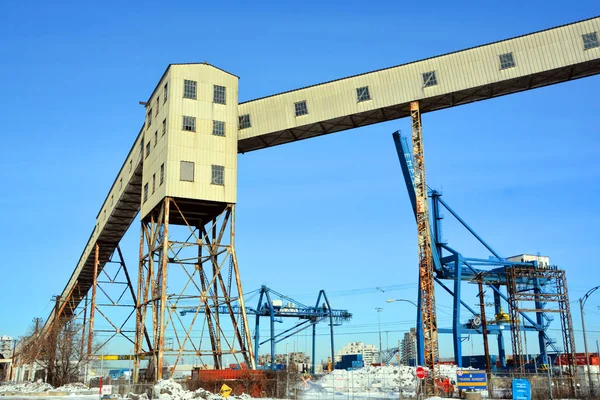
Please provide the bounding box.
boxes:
[133,199,255,382]
[87,244,99,358]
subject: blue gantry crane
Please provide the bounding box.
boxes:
[180,285,351,372]
[392,131,573,371]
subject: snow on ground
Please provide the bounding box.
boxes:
[300,365,465,399]
[0,380,53,393]
[151,379,252,400]
[0,366,468,400]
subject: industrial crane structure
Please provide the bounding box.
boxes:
[393,130,579,395]
[180,286,352,373]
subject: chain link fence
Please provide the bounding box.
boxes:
[84,371,600,399]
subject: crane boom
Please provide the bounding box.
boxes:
[410,101,439,395]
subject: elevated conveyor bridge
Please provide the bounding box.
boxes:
[42,17,600,365]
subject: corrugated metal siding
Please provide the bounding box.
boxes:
[140,64,239,218]
[238,17,600,144]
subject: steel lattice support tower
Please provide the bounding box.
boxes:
[506,268,524,373]
[507,266,578,395]
[410,101,438,395]
[133,198,254,382]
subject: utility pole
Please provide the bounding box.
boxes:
[376,308,383,364]
[580,298,593,395]
[580,286,599,396]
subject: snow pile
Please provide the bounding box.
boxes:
[302,365,463,399]
[55,382,89,393]
[151,379,251,400]
[0,379,53,393]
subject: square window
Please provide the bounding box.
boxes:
[152,173,156,194]
[160,163,164,185]
[145,142,151,158]
[164,83,168,102]
[180,161,194,182]
[143,183,149,203]
[294,100,308,116]
[213,85,226,104]
[422,71,438,87]
[213,120,226,136]
[147,109,153,126]
[183,79,197,99]
[162,118,167,136]
[583,32,599,50]
[356,86,370,102]
[154,130,158,147]
[499,52,516,70]
[211,165,224,185]
[183,115,196,132]
[239,114,251,129]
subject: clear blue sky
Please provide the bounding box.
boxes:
[1,0,599,365]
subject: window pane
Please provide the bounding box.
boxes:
[213,120,225,136]
[180,161,194,182]
[295,101,308,116]
[211,165,224,185]
[239,114,251,129]
[422,71,438,87]
[213,85,226,104]
[499,52,515,70]
[160,164,164,185]
[583,32,599,50]
[356,86,370,102]
[183,116,196,132]
[164,83,168,102]
[183,80,197,99]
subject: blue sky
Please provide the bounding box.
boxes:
[1,0,599,365]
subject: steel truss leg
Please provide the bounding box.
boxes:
[85,244,142,361]
[133,198,255,382]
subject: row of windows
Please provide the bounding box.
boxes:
[143,118,168,159]
[183,80,227,104]
[146,83,169,127]
[182,116,227,137]
[236,32,598,130]
[144,162,226,203]
[179,162,225,185]
[143,164,165,203]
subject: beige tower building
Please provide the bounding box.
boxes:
[133,64,252,381]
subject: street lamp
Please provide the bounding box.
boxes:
[387,299,419,366]
[386,298,419,308]
[580,285,600,395]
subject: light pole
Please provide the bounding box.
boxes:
[580,285,600,396]
[376,308,383,364]
[387,299,419,366]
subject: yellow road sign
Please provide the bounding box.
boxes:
[219,384,232,398]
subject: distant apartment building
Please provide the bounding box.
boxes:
[0,336,13,358]
[335,341,379,365]
[258,351,310,365]
[400,328,417,365]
